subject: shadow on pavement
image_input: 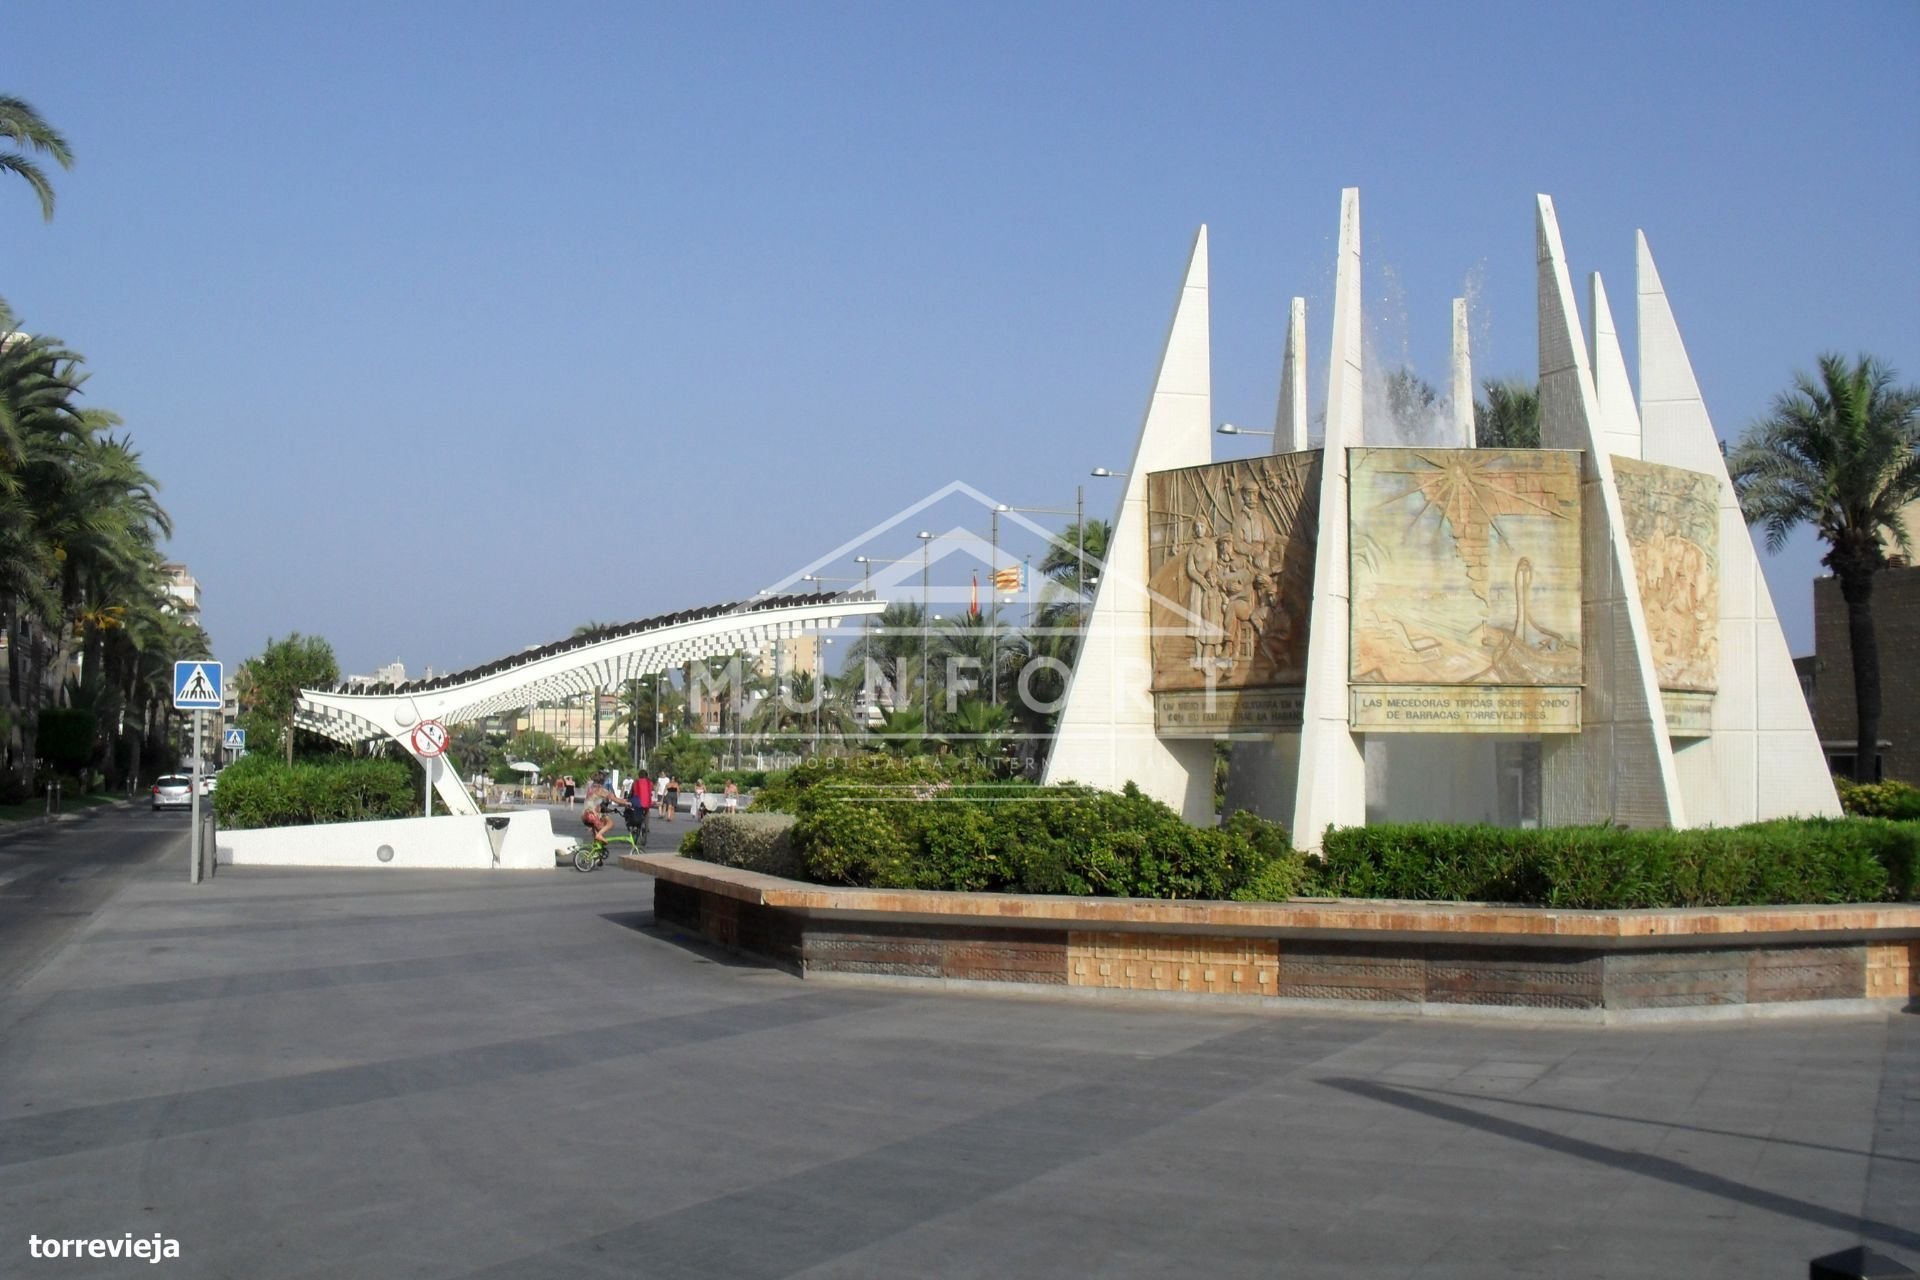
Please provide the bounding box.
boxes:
[1317,1075,1920,1256]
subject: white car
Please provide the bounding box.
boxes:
[152,776,193,810]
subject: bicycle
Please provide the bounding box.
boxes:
[570,804,648,872]
[623,801,650,849]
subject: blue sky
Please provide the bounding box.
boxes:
[5,1,1916,674]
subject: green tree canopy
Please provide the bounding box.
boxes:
[1474,378,1540,449]
[1729,353,1920,781]
[236,634,340,765]
[0,95,72,221]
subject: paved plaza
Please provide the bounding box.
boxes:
[0,809,1914,1278]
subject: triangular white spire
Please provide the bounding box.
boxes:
[1291,189,1368,848]
[1450,297,1474,447]
[1535,195,1684,828]
[1044,226,1217,821]
[1636,231,1840,821]
[1275,297,1308,453]
[1587,272,1641,461]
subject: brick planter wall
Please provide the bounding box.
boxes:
[633,855,1920,1022]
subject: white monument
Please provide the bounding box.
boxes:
[1044,190,1841,848]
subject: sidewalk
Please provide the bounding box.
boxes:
[0,796,136,844]
[0,856,1913,1277]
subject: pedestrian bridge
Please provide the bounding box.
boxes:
[292,590,884,815]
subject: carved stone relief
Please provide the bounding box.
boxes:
[1613,455,1719,694]
[1145,452,1319,695]
[1350,448,1583,687]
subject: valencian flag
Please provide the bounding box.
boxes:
[992,563,1024,594]
[970,573,980,617]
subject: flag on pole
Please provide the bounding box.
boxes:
[970,573,980,617]
[992,564,1023,594]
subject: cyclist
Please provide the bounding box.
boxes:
[580,771,621,844]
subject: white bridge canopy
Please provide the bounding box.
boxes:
[292,590,884,815]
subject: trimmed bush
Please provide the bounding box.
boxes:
[785,777,1299,900]
[1835,777,1920,821]
[1311,818,1916,908]
[213,755,420,829]
[689,749,1914,908]
[681,813,800,878]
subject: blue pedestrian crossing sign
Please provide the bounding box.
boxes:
[173,661,223,710]
[223,727,246,750]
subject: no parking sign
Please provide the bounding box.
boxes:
[410,720,449,757]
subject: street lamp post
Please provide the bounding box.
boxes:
[853,552,919,729]
[997,483,1093,650]
[917,531,933,729]
[1216,423,1275,438]
[801,575,861,757]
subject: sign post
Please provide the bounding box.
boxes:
[173,661,223,884]
[410,720,449,818]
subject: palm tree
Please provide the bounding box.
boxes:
[0,95,72,221]
[0,312,100,781]
[1730,354,1920,782]
[873,707,926,756]
[0,300,181,789]
[745,669,814,740]
[842,601,925,715]
[929,612,1025,713]
[1474,378,1540,449]
[937,697,1011,760]
[1037,518,1111,630]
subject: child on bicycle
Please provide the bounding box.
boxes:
[580,771,621,843]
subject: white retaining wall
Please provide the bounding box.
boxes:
[218,810,567,870]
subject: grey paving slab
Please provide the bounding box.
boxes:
[0,809,1916,1278]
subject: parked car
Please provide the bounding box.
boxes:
[152,775,193,811]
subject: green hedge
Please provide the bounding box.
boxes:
[748,753,1004,816]
[679,813,800,878]
[775,770,1299,900]
[697,768,770,791]
[691,754,1916,908]
[1309,819,1918,908]
[213,755,420,829]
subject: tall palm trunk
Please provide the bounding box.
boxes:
[1836,566,1882,782]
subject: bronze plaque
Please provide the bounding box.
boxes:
[1155,686,1306,737]
[1614,456,1719,694]
[1661,689,1714,738]
[1351,684,1581,734]
[1146,452,1319,694]
[1350,449,1582,686]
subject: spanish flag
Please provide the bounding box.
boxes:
[970,573,980,617]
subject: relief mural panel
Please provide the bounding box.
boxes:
[1350,449,1582,686]
[1613,455,1719,694]
[1146,452,1319,695]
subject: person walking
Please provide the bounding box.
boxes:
[628,771,653,845]
[723,779,740,813]
[664,775,679,822]
[692,781,708,820]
